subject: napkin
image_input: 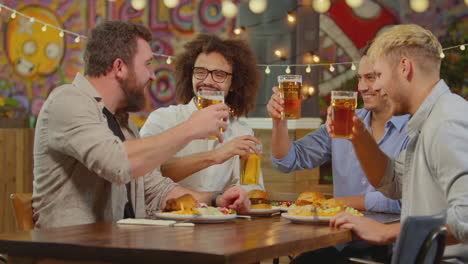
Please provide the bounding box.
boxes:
[117,218,195,227]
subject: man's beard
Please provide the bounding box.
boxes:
[119,73,147,112]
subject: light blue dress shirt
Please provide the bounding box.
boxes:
[272,109,410,214]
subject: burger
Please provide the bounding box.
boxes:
[295,191,326,206]
[163,194,199,214]
[248,190,272,209]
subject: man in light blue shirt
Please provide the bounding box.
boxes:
[267,48,409,214]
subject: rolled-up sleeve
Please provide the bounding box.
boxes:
[47,89,132,185]
[143,169,178,210]
[271,124,332,173]
[377,153,404,200]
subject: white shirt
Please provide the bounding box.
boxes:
[140,99,265,192]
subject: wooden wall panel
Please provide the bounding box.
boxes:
[0,128,34,234]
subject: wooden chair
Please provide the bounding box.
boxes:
[9,193,34,231]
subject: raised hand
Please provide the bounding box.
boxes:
[266,86,284,120]
[216,186,250,214]
[213,135,261,164]
[187,103,229,142]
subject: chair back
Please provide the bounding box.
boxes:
[391,211,447,264]
[10,193,34,231]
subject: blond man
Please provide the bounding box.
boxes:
[330,24,468,262]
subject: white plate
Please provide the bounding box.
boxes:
[272,206,291,212]
[281,213,331,224]
[247,208,281,216]
[154,212,236,224]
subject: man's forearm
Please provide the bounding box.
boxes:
[334,196,366,211]
[351,126,389,187]
[271,120,291,159]
[125,122,196,178]
[161,152,218,182]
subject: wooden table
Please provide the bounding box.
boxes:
[0,216,352,264]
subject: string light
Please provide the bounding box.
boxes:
[163,0,180,8]
[308,86,315,96]
[305,64,311,73]
[410,0,429,13]
[351,63,357,71]
[59,31,64,38]
[29,17,35,23]
[274,49,283,58]
[222,0,238,18]
[11,12,16,19]
[41,25,47,32]
[131,0,147,10]
[166,57,172,64]
[440,51,445,59]
[265,66,271,74]
[74,35,80,43]
[312,0,331,13]
[285,66,291,74]
[345,0,364,8]
[249,0,267,14]
[460,45,466,51]
[233,27,244,35]
[329,64,335,72]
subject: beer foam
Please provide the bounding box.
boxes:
[200,95,224,101]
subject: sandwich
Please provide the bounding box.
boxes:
[248,190,272,209]
[163,194,200,214]
[294,191,326,206]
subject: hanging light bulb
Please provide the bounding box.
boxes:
[249,0,267,14]
[345,0,364,8]
[131,0,147,10]
[305,65,311,73]
[329,64,335,72]
[29,17,35,23]
[265,66,271,74]
[11,12,17,19]
[285,66,291,74]
[409,0,429,13]
[166,57,172,64]
[312,0,331,13]
[163,0,179,8]
[312,55,320,63]
[41,25,47,32]
[59,31,64,38]
[287,13,296,23]
[222,1,238,18]
[351,63,357,71]
[308,86,315,96]
[440,51,445,59]
[74,35,81,43]
[460,45,466,51]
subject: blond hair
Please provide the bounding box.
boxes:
[368,24,442,74]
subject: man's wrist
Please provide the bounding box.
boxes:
[211,192,224,206]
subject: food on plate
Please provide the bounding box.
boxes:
[295,191,326,206]
[316,199,363,217]
[271,201,292,208]
[248,189,272,209]
[289,204,314,216]
[318,199,345,209]
[196,204,236,215]
[163,194,200,214]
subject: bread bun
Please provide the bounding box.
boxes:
[295,191,326,206]
[248,190,272,209]
[163,194,197,212]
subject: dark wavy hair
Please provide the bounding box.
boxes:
[174,34,261,117]
[84,21,152,77]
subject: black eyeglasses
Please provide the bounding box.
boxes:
[192,67,232,83]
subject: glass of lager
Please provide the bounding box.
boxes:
[196,90,225,139]
[331,91,357,139]
[278,75,302,119]
[240,143,262,185]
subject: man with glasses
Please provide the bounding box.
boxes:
[141,34,264,192]
[267,43,410,263]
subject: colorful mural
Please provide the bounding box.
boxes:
[0,0,235,118]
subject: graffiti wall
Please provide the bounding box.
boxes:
[0,0,236,118]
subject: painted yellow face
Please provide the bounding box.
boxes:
[6,6,65,79]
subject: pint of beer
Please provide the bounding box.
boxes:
[240,143,262,185]
[331,91,357,139]
[196,90,224,139]
[278,75,302,119]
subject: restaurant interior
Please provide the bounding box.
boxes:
[0,0,467,263]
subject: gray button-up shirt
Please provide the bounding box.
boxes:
[379,80,468,261]
[32,73,178,228]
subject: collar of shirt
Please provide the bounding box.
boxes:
[406,79,450,138]
[361,109,410,135]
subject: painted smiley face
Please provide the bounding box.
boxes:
[5,6,65,79]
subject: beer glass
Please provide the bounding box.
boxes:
[196,90,224,139]
[278,75,302,119]
[331,91,357,139]
[240,143,262,185]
